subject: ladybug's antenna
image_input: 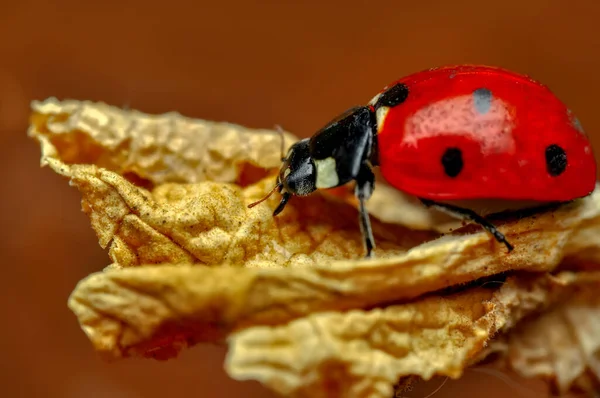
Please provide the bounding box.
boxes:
[274,124,286,161]
[247,125,291,211]
[248,182,283,209]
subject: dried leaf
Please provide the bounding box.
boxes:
[29,98,600,397]
[67,230,600,362]
[224,272,600,398]
[29,97,297,185]
[63,183,600,355]
[481,274,600,395]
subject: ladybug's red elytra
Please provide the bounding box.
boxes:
[249,64,598,257]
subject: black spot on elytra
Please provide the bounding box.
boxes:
[545,144,567,176]
[374,83,409,109]
[441,147,463,177]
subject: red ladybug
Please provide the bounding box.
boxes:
[249,65,597,257]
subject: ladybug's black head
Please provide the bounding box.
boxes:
[248,138,317,216]
[278,139,317,195]
[271,138,317,215]
[248,105,377,218]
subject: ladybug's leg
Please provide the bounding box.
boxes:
[419,199,514,252]
[355,164,376,258]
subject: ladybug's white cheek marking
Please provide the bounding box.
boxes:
[403,95,516,154]
[314,157,340,189]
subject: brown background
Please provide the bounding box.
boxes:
[1,1,599,397]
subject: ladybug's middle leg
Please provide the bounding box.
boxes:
[355,164,376,258]
[419,199,514,252]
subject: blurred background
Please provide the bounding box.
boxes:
[2,1,599,397]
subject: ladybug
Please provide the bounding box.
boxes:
[249,65,597,257]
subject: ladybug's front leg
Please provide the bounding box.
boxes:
[355,164,376,258]
[419,199,514,252]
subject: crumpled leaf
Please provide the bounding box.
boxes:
[29,98,600,397]
[225,272,600,398]
[479,274,600,395]
[29,98,297,185]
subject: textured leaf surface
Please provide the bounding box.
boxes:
[482,272,600,395]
